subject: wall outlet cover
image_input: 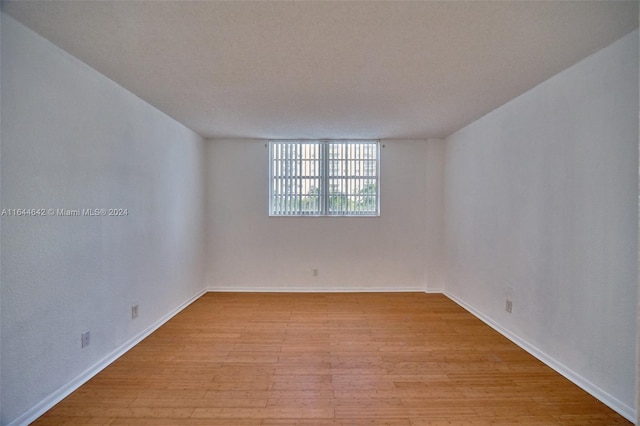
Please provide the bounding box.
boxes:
[81,331,90,348]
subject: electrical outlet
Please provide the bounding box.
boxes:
[131,304,139,319]
[505,299,513,314]
[81,331,90,348]
[313,268,318,277]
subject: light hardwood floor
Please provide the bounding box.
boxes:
[34,293,630,425]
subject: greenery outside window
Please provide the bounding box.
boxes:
[269,140,379,216]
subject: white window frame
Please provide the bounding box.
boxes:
[269,140,380,217]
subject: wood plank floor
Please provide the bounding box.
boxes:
[34,293,630,425]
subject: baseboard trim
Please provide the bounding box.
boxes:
[206,286,427,293]
[8,288,207,426]
[443,290,636,423]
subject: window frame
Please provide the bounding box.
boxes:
[269,140,380,217]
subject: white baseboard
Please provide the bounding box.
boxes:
[443,290,636,423]
[8,289,207,426]
[206,285,427,293]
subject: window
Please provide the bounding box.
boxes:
[269,140,379,216]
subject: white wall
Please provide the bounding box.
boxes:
[0,14,206,425]
[205,138,443,292]
[0,11,3,425]
[444,29,638,419]
[424,139,446,291]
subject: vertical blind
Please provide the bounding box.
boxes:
[269,140,379,216]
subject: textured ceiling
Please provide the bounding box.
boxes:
[3,1,638,139]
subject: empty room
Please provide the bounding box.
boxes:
[1,1,638,425]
